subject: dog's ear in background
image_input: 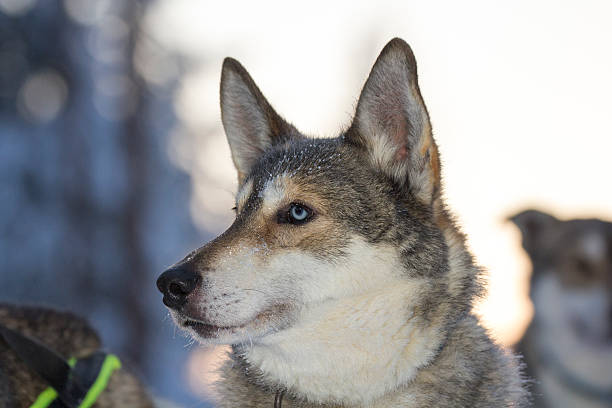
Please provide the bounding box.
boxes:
[509,209,559,264]
[346,38,441,204]
[220,58,302,184]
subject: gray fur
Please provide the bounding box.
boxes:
[163,38,529,407]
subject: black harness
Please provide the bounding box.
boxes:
[0,323,121,408]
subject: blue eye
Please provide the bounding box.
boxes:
[282,203,313,225]
[290,204,308,220]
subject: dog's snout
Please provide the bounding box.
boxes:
[157,267,200,309]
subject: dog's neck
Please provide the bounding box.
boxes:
[239,282,445,406]
[532,275,612,389]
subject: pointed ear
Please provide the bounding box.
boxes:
[508,209,560,260]
[220,58,300,183]
[346,38,440,203]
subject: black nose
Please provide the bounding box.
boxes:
[156,267,200,309]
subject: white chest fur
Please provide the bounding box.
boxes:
[243,283,442,406]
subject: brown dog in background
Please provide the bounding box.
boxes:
[511,210,612,408]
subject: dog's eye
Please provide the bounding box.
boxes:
[573,257,594,278]
[279,203,314,225]
[290,204,309,221]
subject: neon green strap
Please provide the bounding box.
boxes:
[79,354,121,408]
[30,358,77,408]
[29,355,121,408]
[30,387,59,408]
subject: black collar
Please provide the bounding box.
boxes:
[274,389,285,407]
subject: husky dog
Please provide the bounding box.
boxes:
[157,38,528,407]
[510,210,612,408]
[0,303,153,407]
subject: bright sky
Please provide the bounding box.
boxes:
[145,0,612,399]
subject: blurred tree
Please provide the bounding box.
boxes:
[0,0,207,404]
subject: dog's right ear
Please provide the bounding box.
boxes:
[509,209,559,261]
[220,58,300,184]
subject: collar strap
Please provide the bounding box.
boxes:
[274,389,285,408]
[31,353,122,408]
[0,323,121,408]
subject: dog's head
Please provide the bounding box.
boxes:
[511,210,612,346]
[157,39,464,346]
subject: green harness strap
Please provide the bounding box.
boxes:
[0,323,123,408]
[30,354,122,408]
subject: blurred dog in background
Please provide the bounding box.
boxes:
[0,303,153,407]
[511,210,612,408]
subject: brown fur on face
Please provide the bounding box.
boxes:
[189,175,351,269]
[242,175,345,254]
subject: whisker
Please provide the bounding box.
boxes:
[241,288,271,296]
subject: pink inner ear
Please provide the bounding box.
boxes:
[388,109,409,161]
[395,145,408,161]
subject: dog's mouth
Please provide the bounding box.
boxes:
[176,304,292,340]
[181,319,247,337]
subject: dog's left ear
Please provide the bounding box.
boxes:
[346,38,440,204]
[220,58,301,184]
[508,209,560,262]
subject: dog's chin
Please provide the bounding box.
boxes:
[170,305,292,345]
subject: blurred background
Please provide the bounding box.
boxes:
[1,0,611,405]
